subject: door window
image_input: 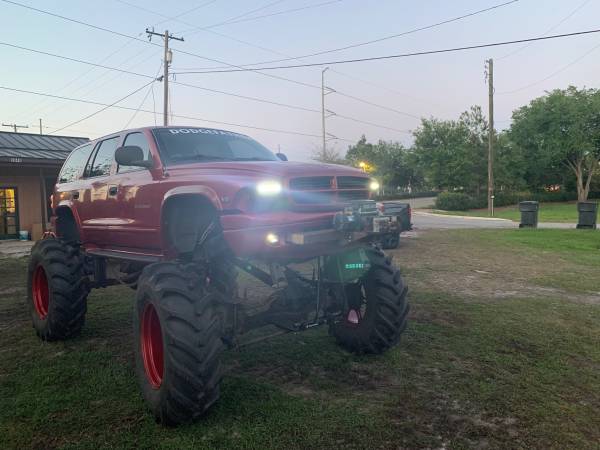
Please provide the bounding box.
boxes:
[58,143,93,183]
[87,137,119,177]
[118,132,152,173]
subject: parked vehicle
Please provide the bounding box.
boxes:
[376,201,412,249]
[27,126,409,425]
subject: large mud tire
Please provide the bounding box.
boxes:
[330,247,409,354]
[134,262,225,426]
[26,239,88,341]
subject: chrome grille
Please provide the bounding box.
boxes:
[337,176,369,189]
[288,175,369,208]
[289,176,332,190]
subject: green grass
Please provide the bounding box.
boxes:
[1,230,599,449]
[435,201,588,223]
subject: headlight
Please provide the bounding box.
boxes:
[369,180,380,191]
[256,180,282,196]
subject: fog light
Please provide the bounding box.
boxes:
[265,233,279,245]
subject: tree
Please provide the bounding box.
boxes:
[311,144,346,165]
[345,136,424,191]
[509,86,600,201]
[412,106,488,195]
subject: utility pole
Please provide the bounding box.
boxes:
[320,67,337,155]
[39,118,43,135]
[321,67,329,154]
[485,58,495,216]
[2,123,28,133]
[146,28,184,126]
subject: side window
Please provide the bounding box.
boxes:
[118,132,152,173]
[87,137,119,177]
[58,144,93,183]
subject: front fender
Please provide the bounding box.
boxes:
[161,185,223,211]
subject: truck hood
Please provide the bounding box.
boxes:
[165,160,367,179]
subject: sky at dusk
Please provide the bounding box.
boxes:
[1,0,600,161]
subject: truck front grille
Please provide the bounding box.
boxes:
[288,175,369,207]
[289,176,332,190]
[337,176,369,189]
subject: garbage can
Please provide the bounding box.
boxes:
[519,201,539,228]
[576,201,598,229]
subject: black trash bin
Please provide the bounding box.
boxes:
[519,201,539,228]
[576,201,598,229]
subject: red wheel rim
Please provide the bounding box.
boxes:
[32,265,49,319]
[141,303,164,389]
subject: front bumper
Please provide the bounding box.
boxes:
[220,200,401,261]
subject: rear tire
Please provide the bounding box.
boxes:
[329,247,409,354]
[26,239,88,341]
[380,233,400,249]
[134,262,225,426]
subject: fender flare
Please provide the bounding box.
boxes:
[160,187,222,254]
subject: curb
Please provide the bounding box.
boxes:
[415,211,513,222]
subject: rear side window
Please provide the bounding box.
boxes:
[58,144,93,183]
[118,132,152,173]
[87,137,119,177]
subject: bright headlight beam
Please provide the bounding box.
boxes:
[256,180,282,196]
[369,180,380,191]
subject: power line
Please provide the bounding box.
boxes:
[496,0,591,60]
[0,39,319,112]
[172,28,600,74]
[207,0,519,68]
[49,80,157,135]
[0,41,154,79]
[496,40,600,95]
[0,85,351,140]
[0,0,154,46]
[1,38,413,130]
[124,62,163,128]
[0,0,322,92]
[125,2,442,111]
[334,90,421,120]
[179,0,342,34]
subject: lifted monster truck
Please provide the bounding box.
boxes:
[26,126,409,425]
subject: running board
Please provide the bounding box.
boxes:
[86,249,161,264]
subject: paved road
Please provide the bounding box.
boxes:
[413,211,575,229]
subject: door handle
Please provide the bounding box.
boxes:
[72,191,79,200]
[108,186,118,196]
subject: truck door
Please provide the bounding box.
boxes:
[109,131,161,251]
[77,136,120,246]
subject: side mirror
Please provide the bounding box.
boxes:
[115,146,153,169]
[276,152,288,161]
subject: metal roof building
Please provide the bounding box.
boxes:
[0,131,89,239]
[0,132,88,165]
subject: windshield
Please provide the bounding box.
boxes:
[152,128,278,165]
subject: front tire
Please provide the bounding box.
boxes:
[134,262,225,426]
[26,239,88,340]
[329,247,409,354]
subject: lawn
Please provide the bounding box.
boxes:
[1,230,599,449]
[435,201,589,223]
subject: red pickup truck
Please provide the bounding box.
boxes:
[26,126,409,425]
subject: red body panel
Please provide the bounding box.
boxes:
[53,126,370,262]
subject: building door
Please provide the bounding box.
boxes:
[0,187,19,239]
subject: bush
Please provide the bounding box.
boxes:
[434,192,475,210]
[375,190,438,201]
[435,190,594,211]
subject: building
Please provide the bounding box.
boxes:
[0,131,89,240]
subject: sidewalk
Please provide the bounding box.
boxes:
[0,240,34,259]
